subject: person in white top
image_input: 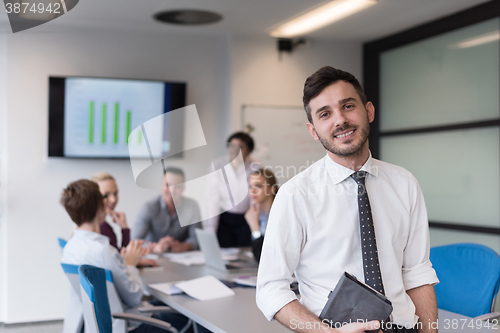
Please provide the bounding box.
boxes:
[60,179,194,333]
[204,132,261,247]
[256,67,438,333]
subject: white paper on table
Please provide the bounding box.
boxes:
[148,282,184,295]
[142,254,159,260]
[243,251,254,259]
[220,248,240,261]
[175,275,235,301]
[141,266,164,272]
[233,275,257,287]
[161,251,206,266]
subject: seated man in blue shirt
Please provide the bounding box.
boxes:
[60,179,193,333]
[132,167,202,253]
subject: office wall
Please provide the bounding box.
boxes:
[231,36,361,182]
[0,28,231,323]
[0,33,8,323]
[0,29,362,323]
[231,36,362,133]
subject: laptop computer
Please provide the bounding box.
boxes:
[195,229,258,272]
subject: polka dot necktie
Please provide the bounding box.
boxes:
[351,171,385,295]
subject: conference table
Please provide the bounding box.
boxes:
[140,255,499,333]
[140,256,289,333]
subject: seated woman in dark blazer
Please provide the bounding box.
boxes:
[91,172,130,251]
[244,168,278,262]
[91,172,156,267]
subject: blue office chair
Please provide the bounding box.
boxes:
[62,263,128,333]
[58,237,68,249]
[61,264,84,333]
[78,265,180,333]
[430,243,500,319]
[62,263,186,333]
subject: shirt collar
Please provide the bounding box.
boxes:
[73,229,110,243]
[324,152,378,185]
[159,195,182,213]
[259,209,270,220]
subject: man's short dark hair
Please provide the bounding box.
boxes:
[60,179,104,226]
[164,167,185,179]
[227,132,255,153]
[303,66,368,123]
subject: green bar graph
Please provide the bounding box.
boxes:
[126,111,131,144]
[114,103,119,144]
[89,101,94,144]
[87,100,138,146]
[101,104,106,144]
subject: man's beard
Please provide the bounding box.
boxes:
[316,117,370,158]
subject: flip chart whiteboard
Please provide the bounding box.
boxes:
[242,105,326,183]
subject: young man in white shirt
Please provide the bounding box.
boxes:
[60,179,193,333]
[256,67,439,333]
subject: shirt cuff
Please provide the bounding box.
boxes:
[257,283,298,321]
[252,230,262,240]
[402,259,439,290]
[126,265,145,292]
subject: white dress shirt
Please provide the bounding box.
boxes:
[256,153,439,327]
[203,155,261,233]
[61,229,145,329]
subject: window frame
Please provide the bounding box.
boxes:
[363,1,500,235]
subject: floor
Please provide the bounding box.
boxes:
[0,320,63,333]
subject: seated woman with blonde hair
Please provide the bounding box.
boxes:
[91,172,131,251]
[244,168,279,262]
[92,172,157,267]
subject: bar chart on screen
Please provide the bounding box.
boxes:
[87,101,140,145]
[63,78,166,158]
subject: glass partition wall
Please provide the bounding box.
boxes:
[364,2,500,252]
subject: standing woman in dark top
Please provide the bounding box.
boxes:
[204,132,262,247]
[91,172,131,251]
[244,168,279,262]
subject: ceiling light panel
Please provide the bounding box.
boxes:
[270,0,376,38]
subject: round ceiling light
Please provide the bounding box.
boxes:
[154,10,223,25]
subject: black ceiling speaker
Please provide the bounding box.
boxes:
[154,10,223,25]
[277,38,306,53]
